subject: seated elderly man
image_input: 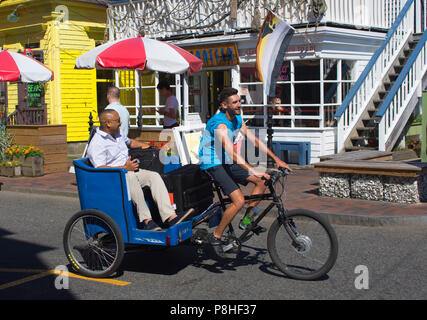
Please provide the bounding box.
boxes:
[87,109,191,231]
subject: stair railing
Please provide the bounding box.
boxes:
[375,29,427,151]
[335,0,416,153]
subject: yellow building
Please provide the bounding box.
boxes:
[0,0,110,146]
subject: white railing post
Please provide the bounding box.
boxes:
[336,117,344,153]
[378,118,386,151]
[182,73,189,126]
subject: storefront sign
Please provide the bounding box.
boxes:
[27,82,43,108]
[244,44,316,58]
[186,43,239,67]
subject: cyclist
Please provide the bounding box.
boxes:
[198,87,292,258]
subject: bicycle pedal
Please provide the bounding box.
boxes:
[251,225,267,235]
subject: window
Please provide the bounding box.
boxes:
[237,58,358,129]
[116,70,182,127]
[96,69,115,114]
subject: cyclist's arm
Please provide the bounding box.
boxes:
[216,124,249,169]
[240,121,292,171]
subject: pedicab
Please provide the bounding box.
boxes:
[64,37,338,280]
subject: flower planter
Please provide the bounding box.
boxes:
[3,166,14,177]
[22,157,44,177]
[0,165,5,176]
[14,166,22,177]
[13,156,25,164]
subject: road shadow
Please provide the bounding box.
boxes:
[118,241,329,282]
[0,227,75,300]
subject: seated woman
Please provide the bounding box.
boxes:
[86,109,191,231]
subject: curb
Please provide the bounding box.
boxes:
[1,186,426,227]
[319,211,427,227]
[249,207,427,227]
[1,185,78,199]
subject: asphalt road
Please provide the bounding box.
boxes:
[0,191,426,300]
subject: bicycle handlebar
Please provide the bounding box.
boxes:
[262,167,292,186]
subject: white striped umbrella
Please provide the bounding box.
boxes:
[0,49,54,82]
[75,37,202,74]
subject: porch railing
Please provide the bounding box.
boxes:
[108,0,406,40]
[376,29,427,151]
[334,0,416,152]
[7,105,47,126]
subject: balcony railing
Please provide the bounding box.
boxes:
[107,0,411,41]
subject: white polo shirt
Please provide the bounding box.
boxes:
[87,128,130,168]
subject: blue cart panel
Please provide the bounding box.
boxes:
[73,158,203,246]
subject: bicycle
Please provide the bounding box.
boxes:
[191,167,339,281]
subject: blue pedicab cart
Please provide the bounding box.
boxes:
[63,157,212,278]
[64,157,339,281]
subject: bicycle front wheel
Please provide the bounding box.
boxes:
[267,209,338,281]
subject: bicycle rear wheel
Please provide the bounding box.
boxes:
[267,209,338,281]
[63,209,125,278]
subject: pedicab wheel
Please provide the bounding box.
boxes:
[267,209,338,281]
[63,209,125,278]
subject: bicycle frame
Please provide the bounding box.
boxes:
[200,173,300,245]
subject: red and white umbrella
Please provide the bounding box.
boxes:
[0,49,54,82]
[75,37,202,74]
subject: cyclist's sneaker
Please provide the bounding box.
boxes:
[207,233,226,259]
[250,225,267,234]
[166,208,195,228]
[141,220,161,231]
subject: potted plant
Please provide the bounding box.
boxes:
[0,160,5,176]
[12,160,22,177]
[0,124,13,175]
[22,145,44,177]
[3,160,15,177]
[11,146,25,163]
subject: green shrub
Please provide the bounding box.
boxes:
[0,124,13,161]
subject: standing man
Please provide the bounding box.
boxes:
[105,86,130,137]
[198,88,292,258]
[157,81,179,129]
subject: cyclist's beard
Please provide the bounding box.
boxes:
[225,107,236,118]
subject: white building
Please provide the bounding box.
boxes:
[106,0,426,163]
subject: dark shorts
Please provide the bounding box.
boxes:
[205,164,250,196]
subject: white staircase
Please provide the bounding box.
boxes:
[335,0,427,153]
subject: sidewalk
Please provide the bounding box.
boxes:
[1,167,426,226]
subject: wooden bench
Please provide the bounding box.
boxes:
[272,141,311,166]
[314,160,422,177]
[319,150,393,162]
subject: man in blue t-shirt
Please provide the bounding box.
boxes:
[198,88,291,258]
